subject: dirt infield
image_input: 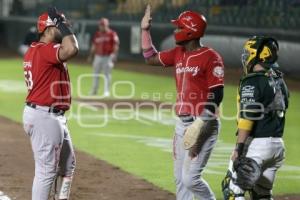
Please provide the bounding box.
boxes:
[0,116,175,200]
[1,115,300,200]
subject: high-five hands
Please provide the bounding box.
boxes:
[141,4,152,30]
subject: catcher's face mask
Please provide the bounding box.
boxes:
[241,47,251,74]
[241,40,257,74]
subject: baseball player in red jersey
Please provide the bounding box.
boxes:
[141,5,224,200]
[88,18,119,96]
[22,7,78,200]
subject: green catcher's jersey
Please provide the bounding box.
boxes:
[238,70,289,138]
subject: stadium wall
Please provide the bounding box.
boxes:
[0,17,299,78]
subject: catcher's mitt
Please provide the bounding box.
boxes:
[233,157,261,190]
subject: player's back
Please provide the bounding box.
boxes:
[23,42,71,109]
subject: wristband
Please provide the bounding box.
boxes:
[143,45,157,59]
[235,143,245,157]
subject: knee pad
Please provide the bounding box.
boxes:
[222,170,245,200]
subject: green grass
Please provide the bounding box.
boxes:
[1,58,300,199]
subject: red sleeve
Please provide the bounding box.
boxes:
[40,43,61,64]
[206,52,225,89]
[158,47,177,67]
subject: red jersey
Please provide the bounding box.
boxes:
[158,46,224,116]
[23,42,71,110]
[92,29,119,55]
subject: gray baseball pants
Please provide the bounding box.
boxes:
[247,137,285,197]
[23,105,75,200]
[173,118,220,200]
[227,137,285,199]
[91,54,114,95]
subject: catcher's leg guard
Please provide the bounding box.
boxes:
[249,188,273,200]
[221,170,245,200]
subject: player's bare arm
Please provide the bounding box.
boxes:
[231,128,251,161]
[113,43,119,55]
[59,35,79,62]
[112,35,120,61]
[87,43,95,63]
[113,33,120,54]
[141,4,161,66]
[48,7,79,62]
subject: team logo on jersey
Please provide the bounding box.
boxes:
[213,66,224,78]
[241,85,255,98]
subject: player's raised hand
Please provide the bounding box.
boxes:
[48,7,66,26]
[141,4,152,30]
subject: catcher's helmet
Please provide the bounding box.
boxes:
[241,36,279,74]
[171,11,207,43]
[37,12,55,33]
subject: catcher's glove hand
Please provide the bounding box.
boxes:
[233,157,261,190]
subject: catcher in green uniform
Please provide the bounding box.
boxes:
[221,36,289,200]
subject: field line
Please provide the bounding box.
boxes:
[86,132,300,178]
[0,191,11,200]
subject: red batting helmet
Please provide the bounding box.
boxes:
[37,12,55,33]
[98,18,109,27]
[171,11,207,43]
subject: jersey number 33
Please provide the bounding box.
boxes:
[24,69,33,90]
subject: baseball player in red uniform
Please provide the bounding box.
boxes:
[22,7,78,200]
[88,18,119,97]
[141,5,224,200]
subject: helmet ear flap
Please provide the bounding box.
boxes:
[254,37,265,62]
[253,36,279,67]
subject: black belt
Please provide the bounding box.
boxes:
[26,102,65,116]
[179,115,195,123]
[252,135,282,138]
